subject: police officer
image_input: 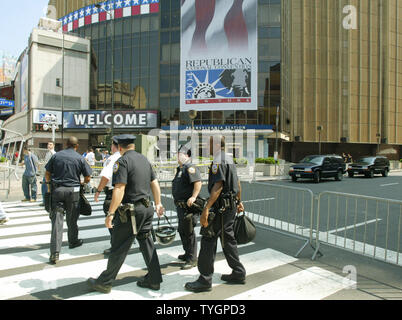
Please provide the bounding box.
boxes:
[185,135,246,292]
[45,136,92,264]
[87,134,165,293]
[172,143,202,270]
[94,137,121,255]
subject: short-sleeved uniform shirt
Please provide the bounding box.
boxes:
[208,152,239,195]
[172,162,201,201]
[100,151,121,189]
[112,150,156,203]
[45,148,92,187]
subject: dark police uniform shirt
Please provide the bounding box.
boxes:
[45,148,92,187]
[112,150,156,203]
[208,152,239,195]
[172,162,201,202]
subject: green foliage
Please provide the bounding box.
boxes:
[234,158,248,165]
[0,157,6,163]
[255,157,279,165]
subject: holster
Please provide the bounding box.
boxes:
[200,210,217,238]
[117,203,137,236]
[215,192,238,213]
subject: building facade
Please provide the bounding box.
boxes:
[44,0,402,160]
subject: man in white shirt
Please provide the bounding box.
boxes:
[85,147,96,167]
[94,138,121,255]
[40,142,56,206]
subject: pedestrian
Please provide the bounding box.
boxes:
[185,135,246,293]
[21,147,39,202]
[85,147,95,167]
[342,152,347,163]
[44,136,92,264]
[87,134,165,293]
[172,143,202,270]
[0,201,9,225]
[94,137,121,255]
[40,142,56,207]
[347,153,353,163]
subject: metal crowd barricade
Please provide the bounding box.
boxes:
[247,182,321,259]
[316,191,402,266]
[0,128,25,199]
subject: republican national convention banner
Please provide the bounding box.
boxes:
[180,0,258,112]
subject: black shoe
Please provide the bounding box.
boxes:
[69,239,83,249]
[181,259,197,270]
[137,278,160,291]
[49,252,59,264]
[178,254,187,261]
[221,274,246,284]
[103,248,112,255]
[39,203,45,207]
[87,278,112,294]
[185,280,212,293]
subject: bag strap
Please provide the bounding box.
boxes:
[158,215,172,228]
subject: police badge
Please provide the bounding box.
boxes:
[113,163,119,173]
[211,164,219,174]
[188,167,196,174]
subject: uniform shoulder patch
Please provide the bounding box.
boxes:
[188,166,196,174]
[211,164,219,174]
[113,162,119,173]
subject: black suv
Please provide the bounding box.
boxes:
[289,155,346,183]
[347,156,390,178]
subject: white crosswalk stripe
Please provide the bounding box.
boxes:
[0,197,356,300]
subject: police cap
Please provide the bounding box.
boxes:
[114,134,136,146]
[178,143,191,157]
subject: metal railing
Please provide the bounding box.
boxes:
[246,182,321,259]
[315,191,402,266]
[0,128,25,198]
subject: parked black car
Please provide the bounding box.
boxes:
[347,156,390,178]
[289,155,346,183]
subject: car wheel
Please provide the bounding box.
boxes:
[313,171,320,183]
[335,170,343,181]
[382,168,388,177]
[366,170,374,178]
[348,172,354,178]
[291,176,297,182]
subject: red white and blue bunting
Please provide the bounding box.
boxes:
[59,0,160,32]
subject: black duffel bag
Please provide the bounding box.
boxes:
[233,212,256,245]
[79,185,92,216]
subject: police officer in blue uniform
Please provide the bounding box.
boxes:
[45,136,92,264]
[87,134,165,293]
[172,144,202,269]
[185,135,246,292]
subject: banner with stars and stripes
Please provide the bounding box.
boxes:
[180,0,258,112]
[59,0,159,33]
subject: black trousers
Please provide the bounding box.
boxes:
[177,207,198,261]
[197,207,246,286]
[50,186,80,254]
[96,203,162,286]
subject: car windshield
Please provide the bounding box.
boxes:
[299,156,324,165]
[355,157,375,164]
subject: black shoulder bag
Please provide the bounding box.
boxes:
[233,211,256,245]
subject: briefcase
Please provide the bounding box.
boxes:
[233,212,256,245]
[79,186,92,216]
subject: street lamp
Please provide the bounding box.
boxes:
[188,110,197,157]
[43,114,59,143]
[317,125,323,155]
[95,3,115,138]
